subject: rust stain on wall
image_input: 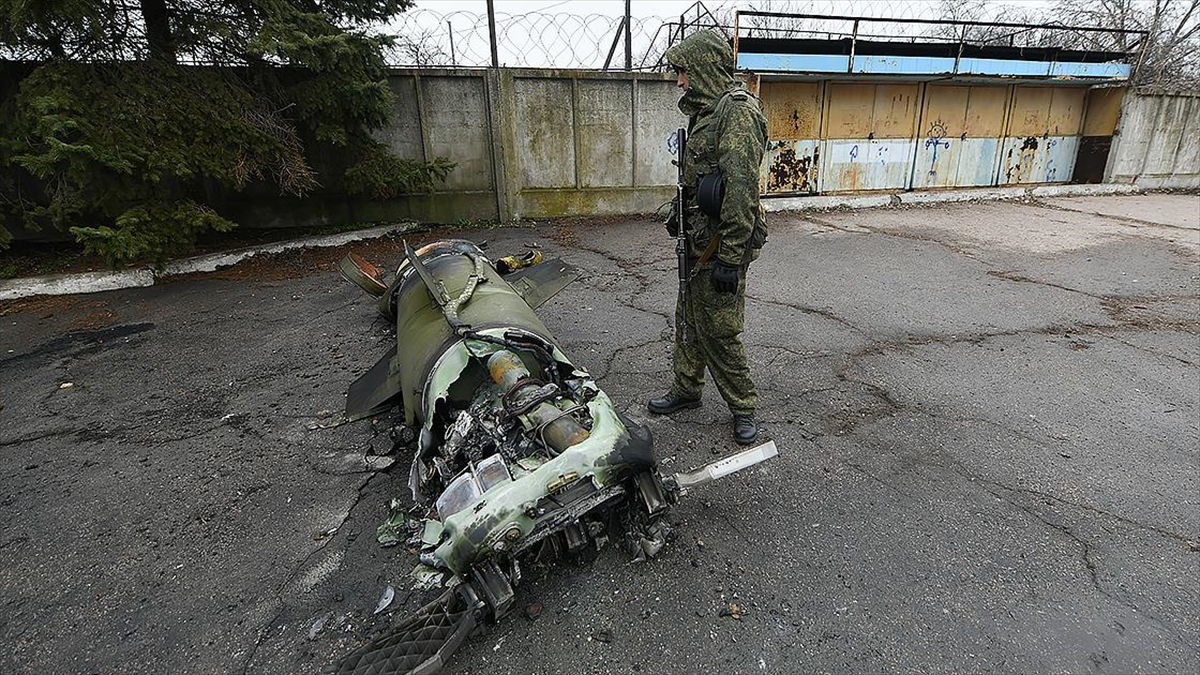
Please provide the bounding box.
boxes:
[1004,136,1040,183]
[762,82,821,140]
[766,141,819,192]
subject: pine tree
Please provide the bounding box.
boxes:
[0,0,452,266]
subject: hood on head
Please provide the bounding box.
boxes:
[664,30,736,117]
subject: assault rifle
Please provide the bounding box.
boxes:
[675,127,688,345]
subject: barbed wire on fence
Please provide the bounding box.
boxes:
[384,0,1197,89]
[384,9,667,69]
[4,0,1188,89]
[385,1,1134,70]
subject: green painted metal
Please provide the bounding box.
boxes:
[385,241,556,425]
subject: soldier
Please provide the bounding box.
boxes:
[647,29,768,446]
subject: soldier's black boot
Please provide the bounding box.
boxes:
[733,414,758,445]
[647,392,701,415]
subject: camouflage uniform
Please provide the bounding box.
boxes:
[664,31,767,417]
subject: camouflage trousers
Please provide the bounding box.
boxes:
[671,264,757,415]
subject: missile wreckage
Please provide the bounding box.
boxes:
[333,239,778,675]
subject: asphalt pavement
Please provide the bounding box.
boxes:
[1,193,1197,674]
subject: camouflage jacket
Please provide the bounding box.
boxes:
[666,30,768,266]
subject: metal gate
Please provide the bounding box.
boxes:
[757,81,1095,195]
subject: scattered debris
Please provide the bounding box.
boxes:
[412,564,445,591]
[373,586,395,615]
[375,500,410,547]
[308,611,334,640]
[332,241,779,674]
[719,603,745,619]
[523,602,544,620]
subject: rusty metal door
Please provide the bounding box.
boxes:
[756,79,1094,195]
[1074,88,1125,183]
[759,81,823,194]
[1000,86,1085,185]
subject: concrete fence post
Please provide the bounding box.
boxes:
[483,68,511,222]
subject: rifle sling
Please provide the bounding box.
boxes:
[697,235,721,267]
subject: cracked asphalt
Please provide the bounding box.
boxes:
[1,193,1197,674]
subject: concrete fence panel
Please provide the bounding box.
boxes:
[379,76,426,166]
[576,79,634,188]
[233,71,1198,231]
[1106,92,1200,189]
[419,74,493,192]
[514,77,577,190]
[634,79,684,187]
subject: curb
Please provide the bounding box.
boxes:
[763,182,1140,213]
[0,185,1161,301]
[0,222,421,302]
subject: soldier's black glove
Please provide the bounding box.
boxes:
[711,259,739,293]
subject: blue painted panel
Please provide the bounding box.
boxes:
[736,53,849,73]
[741,51,1126,79]
[958,138,1001,186]
[911,136,1000,189]
[853,55,956,75]
[959,58,1052,77]
[1049,61,1130,78]
[821,139,915,191]
[1000,135,1077,184]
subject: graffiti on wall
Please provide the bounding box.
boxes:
[923,119,952,179]
[1044,138,1059,181]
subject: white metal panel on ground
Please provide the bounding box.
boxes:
[821,139,914,192]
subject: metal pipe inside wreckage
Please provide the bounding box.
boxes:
[487,350,591,453]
